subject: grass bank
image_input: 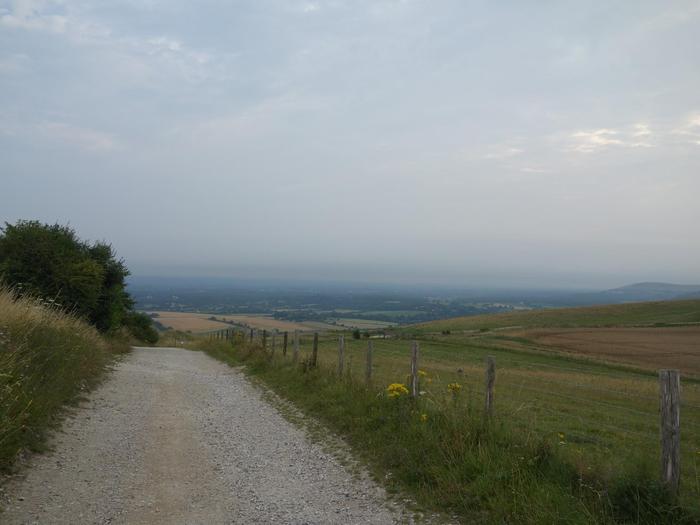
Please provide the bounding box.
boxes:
[197,336,699,524]
[0,286,129,471]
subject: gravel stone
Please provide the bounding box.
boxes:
[0,347,409,524]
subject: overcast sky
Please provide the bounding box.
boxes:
[1,1,699,288]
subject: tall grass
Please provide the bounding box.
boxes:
[199,336,699,524]
[0,286,128,471]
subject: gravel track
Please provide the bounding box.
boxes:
[1,347,408,524]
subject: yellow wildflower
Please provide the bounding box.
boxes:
[420,413,428,422]
[447,382,462,394]
[386,383,409,398]
[418,370,428,378]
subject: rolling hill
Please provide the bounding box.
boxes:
[411,298,700,333]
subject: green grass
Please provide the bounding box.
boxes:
[412,299,700,333]
[0,286,129,471]
[197,332,700,524]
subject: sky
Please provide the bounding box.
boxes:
[1,0,699,289]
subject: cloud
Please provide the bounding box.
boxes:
[0,53,30,75]
[520,167,550,174]
[301,3,320,13]
[633,123,651,137]
[1,0,214,85]
[568,122,660,153]
[37,122,122,152]
[0,0,68,33]
[484,146,524,160]
[672,114,700,146]
[569,129,623,153]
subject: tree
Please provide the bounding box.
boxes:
[124,312,159,344]
[0,220,156,341]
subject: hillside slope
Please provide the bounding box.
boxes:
[412,299,700,333]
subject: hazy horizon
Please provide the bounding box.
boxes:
[2,1,699,289]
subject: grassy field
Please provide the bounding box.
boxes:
[196,299,700,522]
[329,317,397,329]
[414,299,700,333]
[0,287,129,471]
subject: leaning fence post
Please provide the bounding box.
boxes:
[337,335,345,376]
[311,332,319,368]
[283,331,288,356]
[485,356,496,417]
[293,330,299,363]
[410,341,419,398]
[659,369,681,495]
[365,340,373,385]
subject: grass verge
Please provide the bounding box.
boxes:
[0,286,129,471]
[197,336,699,524]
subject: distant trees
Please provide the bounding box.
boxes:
[0,220,157,342]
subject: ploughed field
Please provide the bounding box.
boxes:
[505,326,700,377]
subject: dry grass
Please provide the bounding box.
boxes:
[150,311,335,333]
[0,286,128,470]
[213,314,313,331]
[149,312,232,332]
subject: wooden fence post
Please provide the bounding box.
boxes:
[365,340,373,385]
[283,331,288,356]
[311,332,319,368]
[659,369,681,495]
[293,330,299,363]
[271,332,277,357]
[485,356,496,417]
[338,335,345,376]
[249,328,254,342]
[262,330,267,349]
[410,341,419,398]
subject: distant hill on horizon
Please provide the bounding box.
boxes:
[587,282,700,303]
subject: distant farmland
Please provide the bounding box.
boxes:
[505,326,700,377]
[410,299,700,377]
[149,311,335,333]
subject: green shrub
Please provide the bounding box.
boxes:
[124,312,159,344]
[0,220,156,341]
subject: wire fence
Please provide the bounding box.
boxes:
[208,326,698,499]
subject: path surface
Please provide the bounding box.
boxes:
[1,347,405,524]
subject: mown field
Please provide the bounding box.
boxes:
[149,311,331,333]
